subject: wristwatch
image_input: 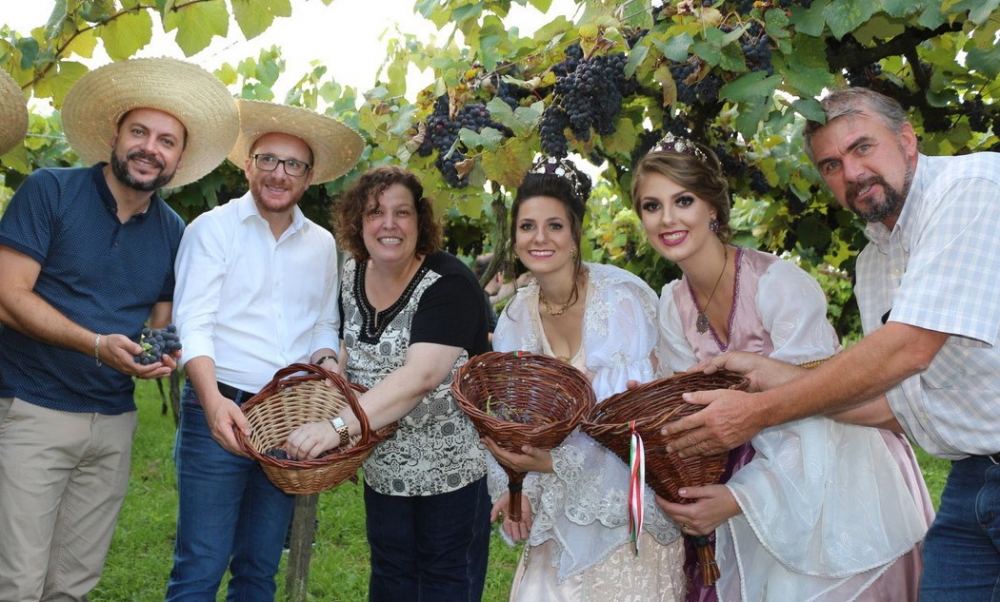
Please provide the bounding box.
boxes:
[330,416,350,448]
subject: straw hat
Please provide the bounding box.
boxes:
[228,100,364,184]
[0,68,29,156]
[61,57,239,188]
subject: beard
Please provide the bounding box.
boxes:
[110,150,176,192]
[845,164,913,224]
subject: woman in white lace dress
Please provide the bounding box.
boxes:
[632,135,934,602]
[485,156,686,602]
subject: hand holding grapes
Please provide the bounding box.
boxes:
[96,331,178,379]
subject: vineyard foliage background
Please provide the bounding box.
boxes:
[3,0,1000,338]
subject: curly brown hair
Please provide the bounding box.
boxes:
[332,165,442,262]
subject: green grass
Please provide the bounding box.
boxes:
[93,380,949,601]
[92,379,522,601]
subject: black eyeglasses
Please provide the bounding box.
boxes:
[252,154,312,177]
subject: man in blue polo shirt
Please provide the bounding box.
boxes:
[0,58,238,602]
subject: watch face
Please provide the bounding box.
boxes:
[331,416,346,429]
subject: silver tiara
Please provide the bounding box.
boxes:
[650,133,708,163]
[528,156,587,201]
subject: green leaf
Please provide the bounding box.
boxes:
[790,0,830,37]
[650,31,694,63]
[480,135,536,189]
[624,44,647,78]
[601,118,636,155]
[35,60,88,106]
[98,9,153,61]
[17,38,39,70]
[64,28,98,59]
[232,0,291,40]
[796,215,832,249]
[916,5,947,29]
[882,0,926,17]
[850,14,907,45]
[44,0,69,39]
[459,127,504,151]
[823,0,879,40]
[950,0,1000,25]
[163,0,229,57]
[720,71,781,103]
[789,97,826,123]
[966,47,1000,79]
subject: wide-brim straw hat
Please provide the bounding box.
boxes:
[0,68,29,156]
[61,57,239,188]
[228,99,364,184]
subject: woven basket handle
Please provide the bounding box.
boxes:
[275,362,372,447]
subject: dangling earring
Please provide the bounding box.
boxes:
[570,248,578,258]
[709,218,720,234]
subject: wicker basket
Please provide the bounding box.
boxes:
[235,363,397,495]
[581,370,750,585]
[452,351,596,521]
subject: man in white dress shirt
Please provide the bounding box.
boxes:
[166,100,363,600]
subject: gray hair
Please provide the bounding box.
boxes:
[803,88,908,163]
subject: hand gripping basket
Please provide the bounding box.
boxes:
[580,370,750,585]
[235,362,397,495]
[452,351,596,522]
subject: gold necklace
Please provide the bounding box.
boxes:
[695,245,728,334]
[539,287,574,316]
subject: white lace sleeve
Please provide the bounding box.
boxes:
[716,259,927,602]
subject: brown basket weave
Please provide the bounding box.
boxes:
[452,351,596,521]
[235,363,397,495]
[581,370,750,585]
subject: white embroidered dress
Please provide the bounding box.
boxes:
[492,262,685,602]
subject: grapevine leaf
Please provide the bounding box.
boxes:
[601,117,637,155]
[791,0,831,37]
[44,0,70,39]
[232,0,291,41]
[459,127,504,152]
[481,136,536,189]
[719,71,780,103]
[950,0,1000,25]
[650,31,694,63]
[34,60,88,106]
[64,28,97,59]
[17,38,39,70]
[164,1,229,57]
[98,9,153,60]
[789,98,826,123]
[624,44,647,78]
[965,47,1000,79]
[822,1,879,40]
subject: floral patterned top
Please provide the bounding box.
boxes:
[341,251,489,496]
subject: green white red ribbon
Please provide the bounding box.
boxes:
[628,419,645,555]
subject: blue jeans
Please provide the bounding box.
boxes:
[365,477,491,602]
[920,455,1000,601]
[166,381,295,602]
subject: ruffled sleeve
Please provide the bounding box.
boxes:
[716,259,927,601]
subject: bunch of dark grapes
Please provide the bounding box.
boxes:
[552,43,584,77]
[846,62,883,88]
[497,79,531,110]
[743,32,774,76]
[134,324,181,365]
[540,51,637,157]
[418,95,506,188]
[749,169,770,195]
[713,143,749,180]
[966,94,992,133]
[670,61,722,106]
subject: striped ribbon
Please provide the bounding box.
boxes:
[628,419,645,556]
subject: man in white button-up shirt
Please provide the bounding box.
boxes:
[166,100,364,601]
[661,87,1000,601]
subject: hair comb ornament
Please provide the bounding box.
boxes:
[650,133,709,163]
[528,155,589,202]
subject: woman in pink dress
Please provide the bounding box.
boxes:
[632,134,935,602]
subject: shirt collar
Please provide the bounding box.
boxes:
[235,190,307,236]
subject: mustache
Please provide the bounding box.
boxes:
[845,175,886,201]
[125,150,165,169]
